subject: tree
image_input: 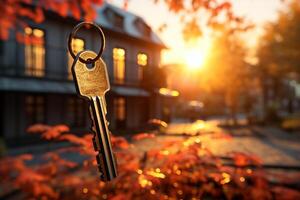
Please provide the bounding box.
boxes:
[257,0,300,116]
[155,0,251,42]
[199,28,252,124]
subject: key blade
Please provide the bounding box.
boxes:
[90,96,118,181]
[72,50,110,98]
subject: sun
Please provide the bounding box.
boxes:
[184,37,211,70]
[185,49,207,70]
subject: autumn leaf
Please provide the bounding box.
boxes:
[111,136,130,149]
[230,152,262,167]
[32,182,59,199]
[27,124,51,134]
[182,18,202,42]
[132,133,155,141]
[42,124,69,140]
[110,194,130,200]
[16,169,47,185]
[34,8,44,23]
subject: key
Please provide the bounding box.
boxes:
[72,50,118,181]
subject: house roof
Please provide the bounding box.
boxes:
[94,2,166,48]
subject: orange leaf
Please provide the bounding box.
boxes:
[27,124,51,134]
[111,136,129,149]
[132,133,155,141]
[42,124,70,140]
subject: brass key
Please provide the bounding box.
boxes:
[72,50,118,181]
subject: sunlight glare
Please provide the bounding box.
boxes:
[184,37,211,70]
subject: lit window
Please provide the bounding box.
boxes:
[24,27,45,77]
[113,48,126,84]
[114,97,126,121]
[137,53,147,81]
[137,53,148,66]
[68,38,84,79]
[25,95,45,126]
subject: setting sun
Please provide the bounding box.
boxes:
[184,37,211,70]
[162,36,212,70]
[184,48,207,70]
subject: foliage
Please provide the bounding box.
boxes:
[0,0,104,40]
[198,29,254,122]
[258,0,300,76]
[0,0,252,42]
[256,0,300,117]
[1,124,300,199]
[155,0,252,41]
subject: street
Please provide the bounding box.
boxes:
[133,120,300,167]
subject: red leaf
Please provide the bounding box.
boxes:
[42,124,70,140]
[34,8,44,23]
[69,2,81,20]
[111,136,129,149]
[32,182,58,198]
[57,1,68,17]
[132,133,155,141]
[27,124,51,134]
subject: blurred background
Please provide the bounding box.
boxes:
[1,0,300,199]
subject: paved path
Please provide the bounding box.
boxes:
[133,120,300,167]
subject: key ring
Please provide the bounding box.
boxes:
[68,22,105,64]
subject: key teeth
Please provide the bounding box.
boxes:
[92,137,97,151]
[92,135,101,151]
[96,153,107,181]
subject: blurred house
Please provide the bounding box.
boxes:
[0,3,167,144]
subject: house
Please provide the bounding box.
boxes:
[0,3,167,145]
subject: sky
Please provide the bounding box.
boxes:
[109,0,283,65]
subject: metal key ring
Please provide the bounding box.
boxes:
[68,22,105,64]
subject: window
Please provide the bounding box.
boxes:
[66,97,86,127]
[137,53,148,81]
[114,14,124,29]
[114,97,126,121]
[68,38,84,79]
[104,8,124,29]
[113,48,125,84]
[134,19,151,37]
[25,95,45,126]
[24,27,45,77]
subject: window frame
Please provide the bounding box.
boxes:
[24,26,46,77]
[24,94,46,126]
[114,97,126,128]
[65,96,87,128]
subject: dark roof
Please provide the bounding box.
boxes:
[95,2,166,48]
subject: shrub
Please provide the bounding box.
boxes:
[0,124,299,199]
